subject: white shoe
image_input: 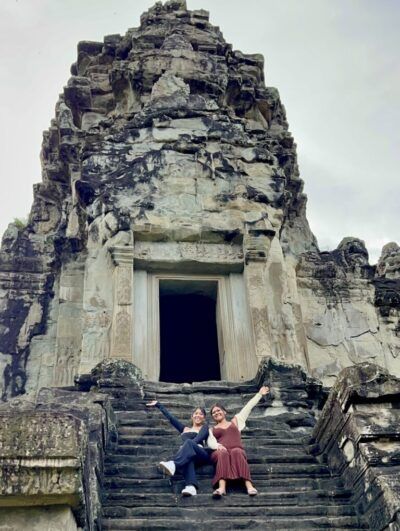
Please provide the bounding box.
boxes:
[159,460,176,476]
[181,485,197,497]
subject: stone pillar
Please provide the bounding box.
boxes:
[243,229,273,363]
[110,245,134,361]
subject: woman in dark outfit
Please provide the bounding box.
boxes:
[146,400,210,496]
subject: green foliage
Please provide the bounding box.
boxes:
[13,217,28,230]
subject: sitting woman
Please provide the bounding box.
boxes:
[207,385,270,498]
[146,399,211,497]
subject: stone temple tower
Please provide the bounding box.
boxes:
[0,0,399,400]
[1,3,400,530]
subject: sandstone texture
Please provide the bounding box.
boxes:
[0,382,117,529]
[313,362,400,530]
[0,0,399,396]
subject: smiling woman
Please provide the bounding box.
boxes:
[207,386,270,498]
[146,399,212,497]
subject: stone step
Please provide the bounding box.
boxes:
[116,434,310,447]
[117,426,309,442]
[115,413,312,435]
[105,449,318,464]
[112,401,304,414]
[101,515,367,530]
[103,476,344,492]
[103,490,353,507]
[102,503,357,519]
[104,462,332,479]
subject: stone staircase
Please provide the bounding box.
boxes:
[100,369,368,530]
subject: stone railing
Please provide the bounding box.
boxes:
[0,361,139,530]
[312,363,400,531]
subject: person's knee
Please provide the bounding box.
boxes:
[231,447,245,457]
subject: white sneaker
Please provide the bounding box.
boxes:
[159,460,176,476]
[181,485,197,497]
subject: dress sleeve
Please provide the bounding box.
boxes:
[234,392,263,431]
[156,403,185,433]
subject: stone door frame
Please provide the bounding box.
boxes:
[133,271,258,381]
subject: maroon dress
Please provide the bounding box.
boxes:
[210,421,252,487]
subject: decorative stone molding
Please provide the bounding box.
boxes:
[134,240,244,273]
[0,387,117,530]
[109,245,134,362]
[312,363,400,531]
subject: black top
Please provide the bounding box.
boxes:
[156,403,209,445]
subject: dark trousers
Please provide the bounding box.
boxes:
[173,439,211,489]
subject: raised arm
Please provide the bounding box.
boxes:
[234,386,269,431]
[146,400,185,433]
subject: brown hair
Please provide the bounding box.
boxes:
[210,403,228,416]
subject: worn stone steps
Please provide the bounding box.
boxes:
[117,434,310,447]
[103,490,354,507]
[115,413,312,435]
[101,515,367,530]
[103,475,345,492]
[102,503,357,519]
[100,377,366,530]
[117,425,310,441]
[104,462,333,479]
[105,449,318,463]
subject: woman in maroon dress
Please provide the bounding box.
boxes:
[207,386,270,498]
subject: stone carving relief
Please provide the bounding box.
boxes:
[134,241,243,267]
[112,310,132,360]
[110,244,134,361]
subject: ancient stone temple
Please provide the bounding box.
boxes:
[1,1,400,530]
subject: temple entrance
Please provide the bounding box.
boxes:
[159,279,221,383]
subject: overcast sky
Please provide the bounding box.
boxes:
[0,0,398,263]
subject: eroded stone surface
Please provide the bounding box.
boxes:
[0,387,117,529]
[313,363,400,531]
[0,0,398,399]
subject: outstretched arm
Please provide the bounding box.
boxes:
[234,386,269,431]
[192,423,209,445]
[146,400,185,433]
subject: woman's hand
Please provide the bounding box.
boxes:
[216,443,227,451]
[259,386,270,395]
[146,400,158,407]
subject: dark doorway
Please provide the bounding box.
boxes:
[159,280,221,383]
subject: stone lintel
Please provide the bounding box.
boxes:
[133,240,244,273]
